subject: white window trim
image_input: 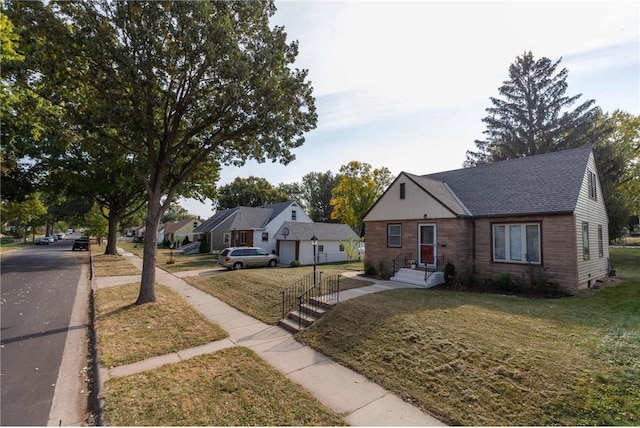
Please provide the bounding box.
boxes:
[387,224,402,248]
[492,223,541,264]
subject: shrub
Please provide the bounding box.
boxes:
[493,272,520,292]
[290,260,301,267]
[363,257,377,276]
[444,261,456,285]
[182,236,190,246]
[376,260,390,280]
[527,266,564,297]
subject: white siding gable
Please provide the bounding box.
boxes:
[574,152,610,287]
[262,202,313,253]
[364,173,457,221]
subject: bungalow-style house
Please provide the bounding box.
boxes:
[194,201,313,253]
[163,218,202,247]
[363,146,610,295]
[274,221,361,265]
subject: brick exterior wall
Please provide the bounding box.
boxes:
[473,214,579,294]
[364,218,474,277]
[365,213,581,295]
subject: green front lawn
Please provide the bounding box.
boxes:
[185,262,373,324]
[296,248,640,425]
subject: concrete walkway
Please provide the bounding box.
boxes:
[95,249,445,426]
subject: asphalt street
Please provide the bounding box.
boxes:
[1,237,88,426]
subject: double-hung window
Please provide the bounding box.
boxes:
[598,225,604,257]
[582,222,590,260]
[387,224,402,247]
[493,223,541,264]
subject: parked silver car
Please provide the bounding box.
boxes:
[218,247,279,270]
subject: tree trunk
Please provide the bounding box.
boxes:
[135,200,162,305]
[104,213,120,255]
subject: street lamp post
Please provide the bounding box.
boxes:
[311,234,318,285]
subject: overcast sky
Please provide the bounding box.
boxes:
[181,0,639,219]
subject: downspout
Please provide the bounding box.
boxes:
[472,218,476,273]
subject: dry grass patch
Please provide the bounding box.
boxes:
[101,347,346,426]
[186,264,373,324]
[298,249,640,426]
[92,253,141,276]
[117,242,216,272]
[95,283,227,367]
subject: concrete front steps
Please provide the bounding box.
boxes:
[278,297,336,334]
[391,268,445,288]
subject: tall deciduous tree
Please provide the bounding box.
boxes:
[330,161,393,236]
[216,176,291,209]
[593,110,640,240]
[2,192,47,242]
[301,170,340,222]
[465,51,607,165]
[8,1,316,304]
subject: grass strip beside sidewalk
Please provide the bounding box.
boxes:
[94,283,228,368]
[101,347,346,426]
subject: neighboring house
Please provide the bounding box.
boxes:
[274,221,361,266]
[363,146,610,295]
[194,201,313,253]
[163,218,202,246]
[157,223,166,244]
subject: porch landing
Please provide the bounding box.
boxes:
[391,268,445,288]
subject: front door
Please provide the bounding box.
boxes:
[418,223,437,266]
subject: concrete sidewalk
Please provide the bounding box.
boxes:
[95,249,445,426]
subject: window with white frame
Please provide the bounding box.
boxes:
[493,223,541,264]
[223,233,230,245]
[291,210,297,220]
[387,224,402,248]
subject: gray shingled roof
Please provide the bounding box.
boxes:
[404,173,471,216]
[275,221,360,241]
[424,146,592,217]
[193,208,237,233]
[194,201,300,233]
[228,207,273,230]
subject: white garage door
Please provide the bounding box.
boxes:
[279,241,296,265]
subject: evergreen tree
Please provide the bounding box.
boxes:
[466,51,607,165]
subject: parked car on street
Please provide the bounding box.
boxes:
[35,237,50,245]
[72,236,90,251]
[218,247,279,270]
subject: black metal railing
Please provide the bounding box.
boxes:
[297,274,340,329]
[281,271,323,319]
[425,254,445,281]
[392,252,414,274]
